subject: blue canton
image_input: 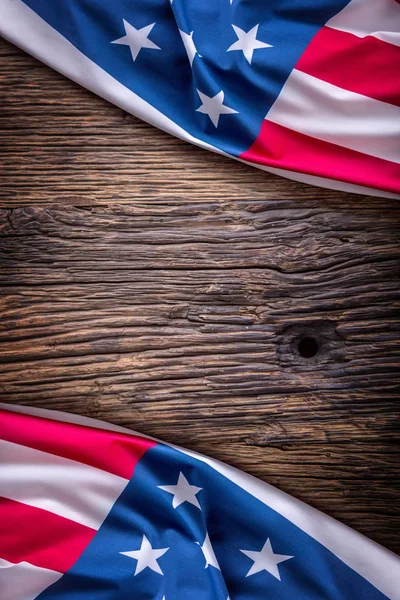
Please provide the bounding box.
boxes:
[22,0,350,156]
[37,443,388,599]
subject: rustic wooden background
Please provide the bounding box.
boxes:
[1,38,399,553]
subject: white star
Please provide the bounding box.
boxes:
[120,535,169,576]
[196,532,221,570]
[158,472,203,509]
[179,30,198,67]
[227,24,272,65]
[112,19,160,62]
[240,538,293,580]
[196,90,238,128]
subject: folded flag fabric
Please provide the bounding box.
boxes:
[0,0,399,198]
[0,402,399,600]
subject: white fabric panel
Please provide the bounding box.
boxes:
[254,163,400,199]
[328,0,400,47]
[267,69,400,164]
[0,558,62,600]
[1,403,399,599]
[0,439,127,530]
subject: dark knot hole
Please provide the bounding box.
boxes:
[297,336,319,359]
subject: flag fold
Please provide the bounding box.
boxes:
[0,0,399,197]
[0,402,399,599]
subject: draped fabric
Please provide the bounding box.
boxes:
[0,403,399,599]
[0,0,399,197]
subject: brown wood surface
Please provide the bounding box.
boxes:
[1,38,400,553]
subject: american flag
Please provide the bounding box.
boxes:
[0,403,399,599]
[0,0,399,198]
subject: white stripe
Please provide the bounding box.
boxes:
[0,402,137,434]
[254,163,400,199]
[0,0,398,200]
[267,69,400,164]
[328,0,400,47]
[0,439,127,530]
[2,403,399,599]
[0,558,62,600]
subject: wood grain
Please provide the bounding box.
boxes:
[1,37,400,553]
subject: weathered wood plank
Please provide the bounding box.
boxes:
[0,38,399,553]
[0,202,399,551]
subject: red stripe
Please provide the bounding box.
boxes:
[296,26,400,107]
[0,497,95,573]
[0,409,155,480]
[240,120,400,194]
